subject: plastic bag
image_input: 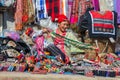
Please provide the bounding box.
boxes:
[39,17,57,30]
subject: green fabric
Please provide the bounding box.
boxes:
[51,30,93,54]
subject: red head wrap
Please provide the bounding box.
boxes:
[58,14,68,23]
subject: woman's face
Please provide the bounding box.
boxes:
[58,21,69,32]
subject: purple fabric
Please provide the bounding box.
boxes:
[91,0,100,11]
[116,0,120,23]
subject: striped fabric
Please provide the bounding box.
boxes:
[46,0,60,21]
[70,0,79,23]
[90,11,114,29]
[60,0,69,18]
[88,10,117,38]
[60,0,65,15]
[54,28,67,55]
[36,0,48,21]
[46,44,66,62]
[68,0,73,20]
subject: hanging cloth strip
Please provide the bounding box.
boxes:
[68,0,73,20]
[14,0,23,30]
[91,0,100,11]
[114,0,120,23]
[27,0,35,23]
[22,0,29,23]
[59,0,68,18]
[60,0,65,15]
[51,32,93,50]
[78,0,93,17]
[70,0,79,24]
[46,0,60,21]
[36,0,48,21]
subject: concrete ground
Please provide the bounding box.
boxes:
[0,72,120,80]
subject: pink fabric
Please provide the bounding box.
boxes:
[54,29,66,55]
[35,36,44,55]
[68,0,73,20]
[70,0,79,23]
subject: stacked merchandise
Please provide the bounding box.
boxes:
[0,0,120,78]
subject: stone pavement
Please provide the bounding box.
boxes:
[0,72,120,80]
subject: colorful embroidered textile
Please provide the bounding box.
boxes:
[27,0,35,23]
[35,36,44,55]
[78,0,92,17]
[46,0,60,21]
[22,0,28,23]
[91,0,100,11]
[68,0,73,20]
[14,0,23,30]
[88,10,117,39]
[99,0,114,11]
[52,31,92,50]
[36,0,48,20]
[70,0,79,23]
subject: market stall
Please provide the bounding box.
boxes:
[0,0,120,79]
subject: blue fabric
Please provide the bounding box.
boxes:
[36,0,48,21]
[39,0,45,19]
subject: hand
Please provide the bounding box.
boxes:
[42,28,49,33]
[65,56,70,64]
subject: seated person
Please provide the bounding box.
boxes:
[25,14,93,64]
[25,27,67,64]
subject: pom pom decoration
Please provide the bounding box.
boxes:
[25,27,33,36]
[22,14,28,23]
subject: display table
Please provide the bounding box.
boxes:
[0,72,119,80]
